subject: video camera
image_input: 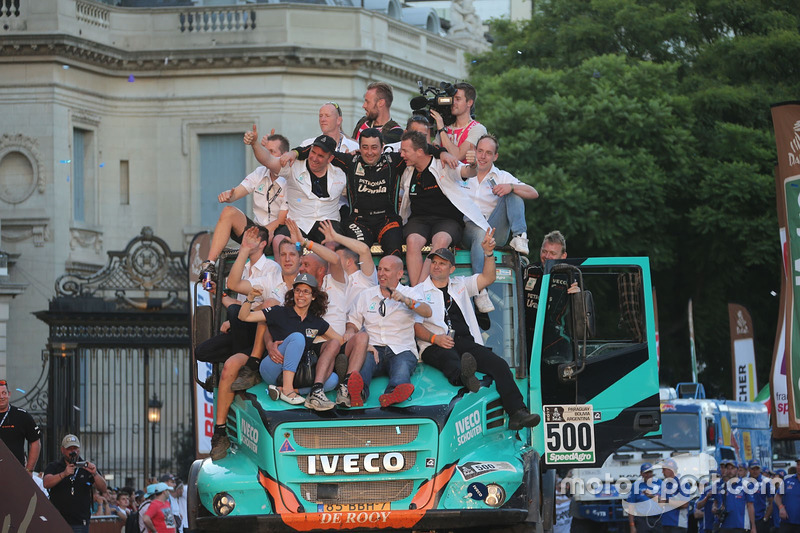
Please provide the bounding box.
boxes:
[410,81,457,126]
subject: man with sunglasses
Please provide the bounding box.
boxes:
[344,255,432,407]
[0,379,41,474]
[301,102,359,153]
[410,232,541,431]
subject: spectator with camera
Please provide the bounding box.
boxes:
[43,434,108,533]
[430,82,487,162]
[713,458,757,533]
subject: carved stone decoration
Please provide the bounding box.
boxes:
[69,227,104,253]
[0,134,46,204]
[55,226,187,310]
[447,0,488,54]
[1,217,50,247]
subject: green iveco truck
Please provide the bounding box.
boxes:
[187,249,661,532]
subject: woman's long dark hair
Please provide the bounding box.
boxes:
[283,283,328,318]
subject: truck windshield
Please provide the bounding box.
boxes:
[660,413,700,449]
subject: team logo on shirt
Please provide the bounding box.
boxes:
[305,328,319,338]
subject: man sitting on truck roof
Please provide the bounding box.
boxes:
[410,232,541,431]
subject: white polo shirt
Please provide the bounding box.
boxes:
[234,255,280,304]
[248,268,292,305]
[409,275,482,354]
[348,284,420,358]
[284,160,347,234]
[301,135,359,153]
[321,274,347,337]
[463,165,525,219]
[239,167,288,226]
[345,269,378,314]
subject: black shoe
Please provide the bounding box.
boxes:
[475,310,491,331]
[231,366,262,391]
[508,409,541,430]
[202,374,217,393]
[334,352,349,381]
[460,352,480,393]
[210,432,230,460]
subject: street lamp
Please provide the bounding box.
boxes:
[148,394,162,477]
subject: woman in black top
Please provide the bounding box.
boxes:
[239,273,342,404]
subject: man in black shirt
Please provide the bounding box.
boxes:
[352,81,404,144]
[43,434,108,533]
[286,128,457,257]
[0,379,41,473]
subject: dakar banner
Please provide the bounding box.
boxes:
[771,102,800,432]
[728,304,757,402]
[188,231,214,455]
[772,166,790,434]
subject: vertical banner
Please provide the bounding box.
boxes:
[772,164,790,433]
[771,102,800,432]
[729,304,757,401]
[188,232,214,456]
[688,299,698,382]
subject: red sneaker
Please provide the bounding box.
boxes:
[379,383,414,407]
[348,372,364,407]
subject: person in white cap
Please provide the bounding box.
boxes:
[141,482,177,533]
[43,434,107,533]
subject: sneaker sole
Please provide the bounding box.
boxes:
[379,383,414,407]
[304,397,335,411]
[348,373,364,407]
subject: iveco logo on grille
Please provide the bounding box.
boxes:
[307,452,405,474]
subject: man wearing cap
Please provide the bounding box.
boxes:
[0,378,41,474]
[43,434,108,533]
[652,458,691,533]
[774,458,800,533]
[344,254,432,407]
[627,463,660,533]
[713,458,757,533]
[748,459,774,533]
[142,482,177,533]
[251,132,347,245]
[158,474,183,533]
[410,233,541,430]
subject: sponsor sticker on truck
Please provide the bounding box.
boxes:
[544,404,596,464]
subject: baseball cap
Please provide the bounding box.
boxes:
[61,434,81,448]
[158,473,175,483]
[737,462,747,468]
[719,458,735,466]
[661,458,679,473]
[640,462,653,473]
[777,469,787,477]
[293,272,318,289]
[311,134,336,154]
[145,482,173,497]
[748,459,761,469]
[428,248,455,265]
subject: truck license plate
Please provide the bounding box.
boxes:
[318,502,390,513]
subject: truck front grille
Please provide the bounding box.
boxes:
[293,424,419,448]
[300,480,414,504]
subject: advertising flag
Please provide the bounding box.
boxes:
[728,304,757,402]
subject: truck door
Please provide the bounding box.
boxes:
[529,258,661,468]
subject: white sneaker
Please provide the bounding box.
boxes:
[335,382,350,408]
[304,387,335,411]
[475,289,495,313]
[509,233,529,255]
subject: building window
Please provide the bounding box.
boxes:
[72,128,96,224]
[120,160,129,205]
[198,133,246,227]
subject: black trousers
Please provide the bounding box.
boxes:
[421,334,525,414]
[195,304,258,363]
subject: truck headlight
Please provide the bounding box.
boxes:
[213,492,236,515]
[484,484,506,507]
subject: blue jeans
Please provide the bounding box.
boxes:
[358,345,417,398]
[259,332,337,394]
[463,193,527,273]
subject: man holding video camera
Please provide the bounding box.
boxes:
[430,82,487,162]
[43,434,107,533]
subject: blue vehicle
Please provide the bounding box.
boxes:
[570,383,772,531]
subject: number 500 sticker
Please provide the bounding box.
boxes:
[543,405,595,465]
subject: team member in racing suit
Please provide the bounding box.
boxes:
[284,128,457,256]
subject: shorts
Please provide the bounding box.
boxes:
[230,215,258,244]
[345,214,403,256]
[274,220,342,244]
[403,215,463,244]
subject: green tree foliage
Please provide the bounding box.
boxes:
[470,0,800,395]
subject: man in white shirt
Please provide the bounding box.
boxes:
[344,255,431,407]
[252,134,348,245]
[462,134,539,312]
[410,238,541,431]
[301,102,359,153]
[200,130,290,275]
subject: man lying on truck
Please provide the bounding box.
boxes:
[343,255,432,407]
[410,232,541,431]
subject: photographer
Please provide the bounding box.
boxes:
[43,434,107,533]
[430,82,487,162]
